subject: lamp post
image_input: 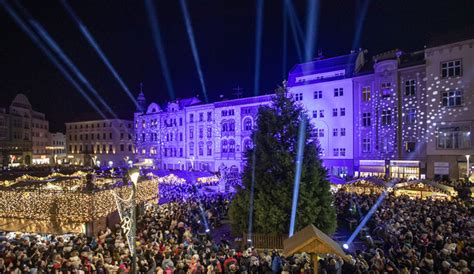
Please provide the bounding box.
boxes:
[466,155,471,180]
[128,167,140,274]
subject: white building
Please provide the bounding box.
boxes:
[287,54,358,177]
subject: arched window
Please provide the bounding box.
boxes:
[221,120,228,132]
[198,142,204,156]
[228,119,235,132]
[229,139,235,153]
[206,141,212,156]
[243,139,253,151]
[189,142,194,156]
[221,140,228,153]
[243,118,252,131]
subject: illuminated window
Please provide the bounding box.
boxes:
[340,108,346,116]
[362,138,371,152]
[362,112,371,127]
[405,79,416,96]
[381,110,392,125]
[362,86,371,102]
[314,90,322,99]
[341,128,346,136]
[441,60,462,78]
[333,128,338,136]
[442,89,463,107]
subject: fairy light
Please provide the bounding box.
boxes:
[0,173,159,224]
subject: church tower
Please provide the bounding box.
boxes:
[136,83,146,113]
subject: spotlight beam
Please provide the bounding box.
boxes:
[30,21,118,119]
[344,179,398,248]
[284,0,303,62]
[179,0,208,103]
[247,143,257,243]
[144,0,176,100]
[304,0,319,61]
[11,0,118,119]
[282,0,288,79]
[352,0,370,51]
[60,0,142,110]
[0,0,108,120]
[253,0,264,96]
[289,117,306,237]
[285,0,305,47]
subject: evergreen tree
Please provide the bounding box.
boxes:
[229,85,336,235]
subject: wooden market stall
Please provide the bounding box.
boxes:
[283,225,348,274]
[393,181,454,200]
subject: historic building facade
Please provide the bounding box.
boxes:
[65,119,135,167]
[353,50,427,179]
[0,94,50,166]
[134,93,272,173]
[133,38,472,179]
[424,38,474,180]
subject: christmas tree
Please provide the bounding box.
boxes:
[229,85,336,235]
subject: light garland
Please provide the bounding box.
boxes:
[0,176,159,224]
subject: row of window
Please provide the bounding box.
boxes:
[189,141,213,156]
[361,138,417,154]
[69,122,131,130]
[69,144,133,153]
[190,111,214,123]
[69,133,131,141]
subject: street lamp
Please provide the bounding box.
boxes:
[127,167,140,273]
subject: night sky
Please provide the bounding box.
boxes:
[1,0,473,132]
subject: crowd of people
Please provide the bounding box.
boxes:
[333,190,473,273]
[0,179,314,273]
[1,168,473,273]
